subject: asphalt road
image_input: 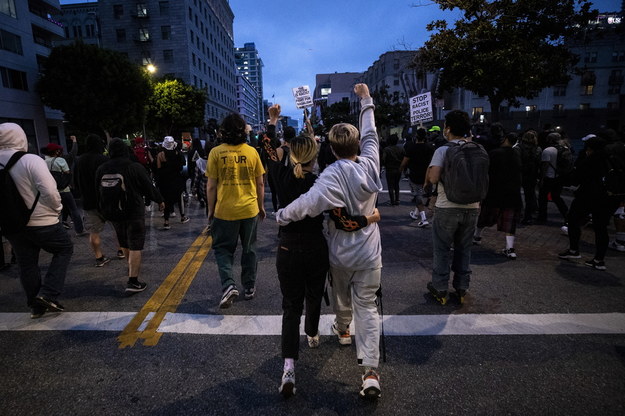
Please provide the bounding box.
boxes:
[1,179,624,416]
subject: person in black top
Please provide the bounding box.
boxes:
[155,136,188,229]
[401,128,434,227]
[381,134,404,206]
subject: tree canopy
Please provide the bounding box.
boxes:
[145,79,207,138]
[37,42,151,137]
[416,0,597,121]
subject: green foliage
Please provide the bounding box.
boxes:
[371,85,409,128]
[321,101,357,129]
[417,0,597,120]
[36,42,151,136]
[145,79,207,137]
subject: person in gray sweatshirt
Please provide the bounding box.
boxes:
[276,83,383,400]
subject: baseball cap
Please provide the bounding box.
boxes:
[46,143,63,153]
[162,136,177,150]
[428,126,441,132]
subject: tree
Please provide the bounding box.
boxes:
[37,42,151,138]
[321,101,357,129]
[371,85,409,129]
[145,79,207,138]
[416,0,596,121]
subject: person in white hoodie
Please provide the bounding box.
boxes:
[0,123,74,319]
[276,83,383,400]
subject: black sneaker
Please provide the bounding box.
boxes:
[95,256,111,267]
[558,249,581,259]
[453,289,468,305]
[584,259,606,271]
[125,280,147,293]
[427,282,449,305]
[30,305,47,319]
[219,285,239,309]
[117,250,125,259]
[244,287,256,300]
[35,296,65,312]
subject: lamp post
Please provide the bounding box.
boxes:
[143,64,157,140]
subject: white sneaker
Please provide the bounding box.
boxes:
[409,210,419,220]
[359,369,381,399]
[331,322,352,345]
[560,225,568,236]
[609,241,625,252]
[502,248,517,259]
[219,285,239,309]
[278,369,296,398]
[417,220,429,228]
[307,333,320,348]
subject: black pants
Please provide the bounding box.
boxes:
[568,196,620,261]
[538,177,568,222]
[385,168,401,205]
[522,177,538,220]
[277,232,329,360]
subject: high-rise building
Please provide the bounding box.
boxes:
[0,0,66,150]
[55,1,100,47]
[236,72,259,127]
[235,42,263,128]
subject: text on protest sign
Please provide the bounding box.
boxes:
[292,85,314,109]
[410,92,433,125]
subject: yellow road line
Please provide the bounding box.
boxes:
[117,233,212,348]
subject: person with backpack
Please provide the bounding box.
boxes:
[44,142,87,237]
[95,139,164,293]
[0,123,74,318]
[401,127,434,227]
[155,136,189,229]
[558,136,621,271]
[537,132,570,226]
[381,134,405,206]
[424,110,489,305]
[514,129,542,224]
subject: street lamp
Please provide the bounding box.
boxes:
[144,64,157,140]
[146,63,156,74]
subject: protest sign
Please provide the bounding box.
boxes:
[410,92,433,125]
[292,85,314,109]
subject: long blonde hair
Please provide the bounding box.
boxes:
[289,135,318,179]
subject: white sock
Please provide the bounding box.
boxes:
[420,210,427,221]
[284,358,295,371]
[506,235,515,250]
[474,227,484,238]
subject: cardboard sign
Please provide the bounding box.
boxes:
[410,92,433,125]
[292,85,313,109]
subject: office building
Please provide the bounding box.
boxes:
[235,42,263,128]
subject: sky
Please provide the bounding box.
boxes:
[60,0,620,123]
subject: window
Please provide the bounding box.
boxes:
[472,107,483,118]
[188,7,192,20]
[0,29,23,55]
[607,102,619,110]
[584,51,597,63]
[141,51,151,66]
[72,26,82,38]
[525,105,537,112]
[612,51,624,63]
[579,103,590,111]
[608,85,621,95]
[136,3,147,17]
[85,24,95,37]
[161,25,171,40]
[0,0,17,18]
[159,1,169,15]
[0,66,28,90]
[320,87,331,96]
[116,28,126,42]
[163,49,173,63]
[113,4,124,19]
[553,85,567,97]
[582,85,594,95]
[553,104,564,116]
[138,28,150,42]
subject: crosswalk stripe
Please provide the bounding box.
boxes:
[2,312,624,336]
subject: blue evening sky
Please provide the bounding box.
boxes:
[59,0,620,123]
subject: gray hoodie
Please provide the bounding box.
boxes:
[276,97,383,270]
[0,123,62,228]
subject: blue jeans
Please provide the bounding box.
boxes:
[431,207,478,292]
[5,222,74,307]
[211,216,259,291]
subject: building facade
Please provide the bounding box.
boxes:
[236,71,259,127]
[235,42,264,129]
[54,1,100,46]
[0,0,66,151]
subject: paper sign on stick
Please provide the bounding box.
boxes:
[292,85,314,109]
[410,92,433,125]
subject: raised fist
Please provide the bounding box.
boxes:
[354,83,370,99]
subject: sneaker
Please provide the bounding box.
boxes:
[359,369,381,399]
[453,289,468,305]
[180,216,190,224]
[30,305,47,319]
[331,322,352,345]
[244,287,256,300]
[417,220,429,228]
[117,249,125,259]
[145,204,153,212]
[125,280,147,293]
[95,256,111,267]
[427,282,449,305]
[163,222,171,230]
[62,221,71,229]
[278,369,296,398]
[472,236,482,245]
[609,241,625,252]
[170,212,176,218]
[35,296,65,312]
[560,225,569,236]
[307,333,320,349]
[219,285,239,309]
[585,259,606,271]
[558,249,581,259]
[502,248,517,259]
[409,210,419,220]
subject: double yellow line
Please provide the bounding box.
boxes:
[118,233,212,348]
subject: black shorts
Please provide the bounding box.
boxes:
[112,218,146,251]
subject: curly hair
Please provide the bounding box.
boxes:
[219,113,248,145]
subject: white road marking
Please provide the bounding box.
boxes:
[1,312,624,336]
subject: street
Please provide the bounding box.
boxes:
[1,180,624,416]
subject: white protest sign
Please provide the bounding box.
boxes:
[410,92,433,125]
[292,85,314,109]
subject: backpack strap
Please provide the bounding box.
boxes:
[2,151,40,212]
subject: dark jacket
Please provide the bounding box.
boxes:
[75,151,109,210]
[484,146,522,209]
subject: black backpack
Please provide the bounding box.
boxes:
[0,152,40,234]
[553,143,574,177]
[98,172,128,221]
[49,157,72,190]
[442,140,490,204]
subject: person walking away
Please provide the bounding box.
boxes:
[381,134,404,206]
[424,110,489,305]
[401,127,434,226]
[0,123,74,318]
[276,84,384,400]
[537,132,570,225]
[474,132,523,259]
[558,136,622,270]
[156,136,189,229]
[514,129,541,224]
[96,139,164,293]
[206,113,266,308]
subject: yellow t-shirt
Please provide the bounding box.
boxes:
[206,143,265,221]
